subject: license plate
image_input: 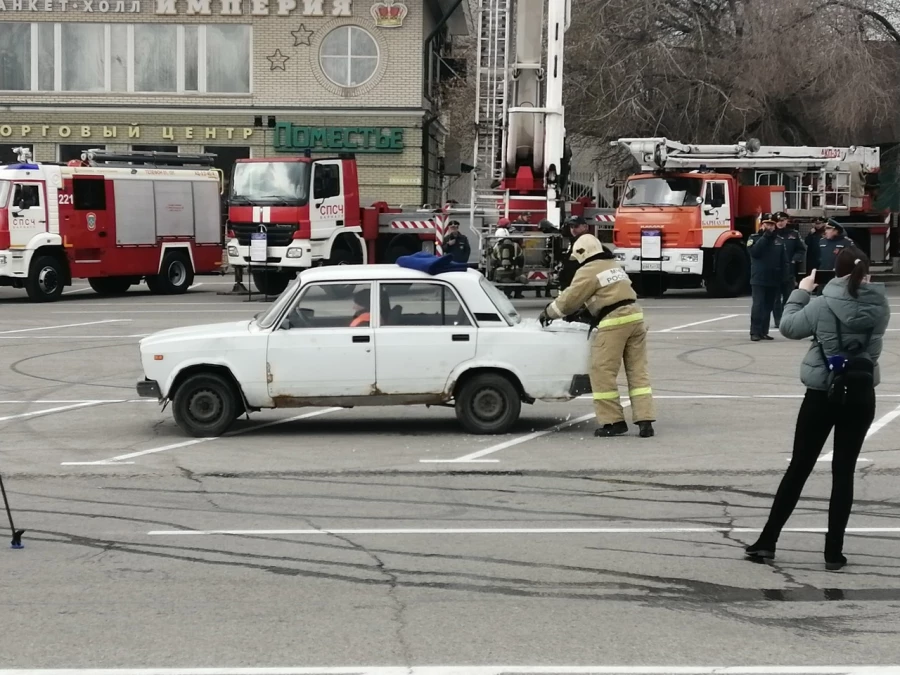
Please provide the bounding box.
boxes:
[641,262,661,271]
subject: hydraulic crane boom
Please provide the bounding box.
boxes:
[615,137,880,173]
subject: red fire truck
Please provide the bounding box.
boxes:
[0,148,224,302]
[611,137,891,297]
[226,154,454,295]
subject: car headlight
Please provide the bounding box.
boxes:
[680,254,699,263]
[286,248,304,258]
[227,246,239,257]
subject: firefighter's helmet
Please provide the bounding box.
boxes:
[569,234,605,264]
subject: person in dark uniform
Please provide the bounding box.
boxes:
[443,220,471,264]
[816,222,854,284]
[747,218,790,341]
[773,212,806,329]
[805,218,827,273]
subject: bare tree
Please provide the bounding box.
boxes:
[565,0,900,152]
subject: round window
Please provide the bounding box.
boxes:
[319,25,380,89]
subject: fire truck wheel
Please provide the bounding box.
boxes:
[455,372,522,435]
[172,372,238,438]
[706,243,749,298]
[252,270,291,296]
[148,252,194,295]
[88,277,132,296]
[25,254,66,303]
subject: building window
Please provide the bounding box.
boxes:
[134,24,178,93]
[0,22,251,94]
[319,26,379,89]
[59,145,105,163]
[0,23,31,91]
[206,25,251,94]
[0,145,33,165]
[62,23,106,92]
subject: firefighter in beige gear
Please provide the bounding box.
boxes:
[538,234,656,438]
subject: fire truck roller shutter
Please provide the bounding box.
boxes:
[193,180,222,244]
[114,180,157,245]
[155,181,195,237]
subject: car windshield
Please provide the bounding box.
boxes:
[255,274,303,329]
[230,162,310,205]
[0,181,9,208]
[621,177,703,207]
[479,277,521,325]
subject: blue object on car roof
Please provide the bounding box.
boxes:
[395,251,469,274]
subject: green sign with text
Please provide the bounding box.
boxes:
[274,122,404,154]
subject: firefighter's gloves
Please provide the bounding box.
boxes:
[538,306,553,327]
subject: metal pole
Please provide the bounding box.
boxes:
[0,473,24,549]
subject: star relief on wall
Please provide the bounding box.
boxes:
[266,49,290,71]
[291,24,314,46]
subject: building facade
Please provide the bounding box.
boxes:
[0,0,467,205]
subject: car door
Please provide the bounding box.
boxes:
[701,179,731,248]
[309,161,345,241]
[266,281,376,399]
[375,280,477,395]
[9,182,47,248]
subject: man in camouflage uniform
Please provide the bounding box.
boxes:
[539,233,656,438]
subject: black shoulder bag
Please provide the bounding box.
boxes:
[815,308,875,405]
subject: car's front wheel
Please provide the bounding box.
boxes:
[455,373,522,434]
[172,372,238,437]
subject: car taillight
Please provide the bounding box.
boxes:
[293,222,311,240]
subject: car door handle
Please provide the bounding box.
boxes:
[336,220,344,226]
[452,334,470,342]
[352,335,370,343]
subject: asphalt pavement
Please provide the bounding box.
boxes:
[2,276,900,673]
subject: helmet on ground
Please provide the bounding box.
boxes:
[570,234,605,263]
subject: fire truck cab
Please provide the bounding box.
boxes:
[0,148,224,302]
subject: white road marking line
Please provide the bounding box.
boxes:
[62,287,92,295]
[657,314,742,333]
[422,410,607,463]
[0,334,149,340]
[0,319,129,334]
[60,407,343,466]
[188,282,203,290]
[816,401,900,463]
[662,328,900,333]
[50,310,252,314]
[0,399,151,404]
[147,526,900,537]
[0,401,113,423]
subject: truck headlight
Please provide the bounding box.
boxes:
[227,246,239,257]
[614,252,625,261]
[286,248,304,258]
[680,254,699,263]
[0,255,6,265]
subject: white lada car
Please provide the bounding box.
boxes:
[136,264,592,437]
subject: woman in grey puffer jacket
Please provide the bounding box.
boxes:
[745,247,890,571]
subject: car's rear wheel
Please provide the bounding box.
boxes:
[172,372,238,438]
[455,373,522,435]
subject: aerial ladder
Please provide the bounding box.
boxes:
[609,137,891,297]
[469,0,585,293]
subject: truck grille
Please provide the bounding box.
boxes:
[230,223,298,247]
